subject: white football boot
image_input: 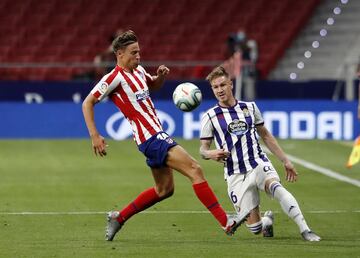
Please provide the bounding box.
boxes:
[301,230,321,242]
[105,211,123,241]
[223,213,249,236]
[262,210,274,237]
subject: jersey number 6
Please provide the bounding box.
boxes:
[230,191,238,204]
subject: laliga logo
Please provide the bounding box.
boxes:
[105,110,175,140]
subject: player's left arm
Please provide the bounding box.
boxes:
[256,125,297,182]
[148,65,170,91]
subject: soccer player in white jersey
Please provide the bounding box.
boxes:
[199,66,321,241]
[82,31,246,241]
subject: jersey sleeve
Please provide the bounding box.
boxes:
[137,65,154,84]
[90,73,119,101]
[252,102,264,125]
[200,112,214,139]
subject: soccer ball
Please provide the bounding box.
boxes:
[172,82,202,112]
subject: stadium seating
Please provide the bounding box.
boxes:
[0,0,320,81]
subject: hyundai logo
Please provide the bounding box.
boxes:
[105,110,175,140]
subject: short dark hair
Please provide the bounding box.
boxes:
[112,30,138,53]
[206,66,230,83]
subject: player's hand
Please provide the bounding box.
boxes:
[284,160,297,182]
[91,134,107,157]
[157,65,170,77]
[209,148,230,163]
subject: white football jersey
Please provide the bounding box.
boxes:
[200,101,269,179]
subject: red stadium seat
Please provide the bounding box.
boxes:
[0,0,321,80]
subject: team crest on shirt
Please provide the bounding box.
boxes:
[227,119,249,136]
[242,108,250,117]
[99,82,109,94]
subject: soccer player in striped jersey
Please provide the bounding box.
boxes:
[200,66,321,241]
[82,31,246,241]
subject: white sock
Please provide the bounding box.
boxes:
[246,221,263,234]
[269,181,310,233]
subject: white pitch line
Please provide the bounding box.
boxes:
[0,211,106,215]
[262,146,360,188]
[287,154,360,188]
[336,141,354,147]
[0,210,359,215]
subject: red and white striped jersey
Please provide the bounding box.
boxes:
[90,65,163,145]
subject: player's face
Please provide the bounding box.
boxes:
[210,76,235,105]
[118,42,140,71]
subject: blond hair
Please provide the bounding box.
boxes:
[205,66,230,83]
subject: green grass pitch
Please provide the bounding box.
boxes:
[0,139,359,257]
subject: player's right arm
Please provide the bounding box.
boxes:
[82,93,107,157]
[200,139,230,162]
[83,71,120,156]
[199,111,229,162]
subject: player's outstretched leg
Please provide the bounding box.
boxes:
[105,185,172,241]
[223,213,250,236]
[167,145,249,235]
[268,181,321,241]
[193,181,249,236]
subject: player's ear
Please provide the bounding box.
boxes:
[116,49,124,58]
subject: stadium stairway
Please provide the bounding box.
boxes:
[270,0,360,80]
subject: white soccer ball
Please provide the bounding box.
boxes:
[172,82,202,112]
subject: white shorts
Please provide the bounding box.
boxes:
[226,160,280,216]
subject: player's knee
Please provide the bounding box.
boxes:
[157,185,174,199]
[246,221,263,235]
[191,161,202,175]
[189,161,205,182]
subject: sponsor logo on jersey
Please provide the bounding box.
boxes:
[135,89,150,101]
[99,82,109,94]
[227,119,249,136]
